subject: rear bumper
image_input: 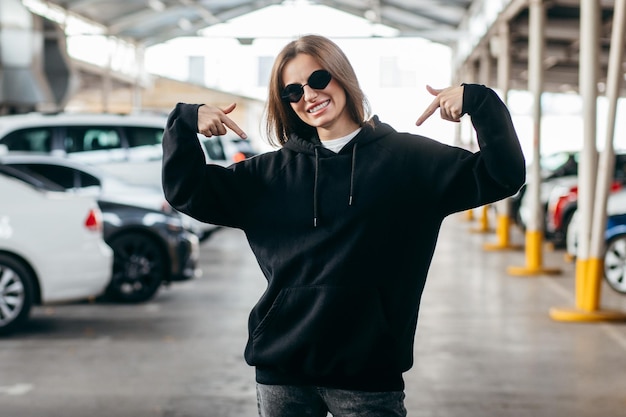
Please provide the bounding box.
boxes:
[40,241,113,303]
[169,230,200,282]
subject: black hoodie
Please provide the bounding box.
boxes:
[162,84,526,392]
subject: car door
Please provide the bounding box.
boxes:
[103,125,165,187]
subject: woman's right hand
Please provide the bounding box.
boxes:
[197,103,247,139]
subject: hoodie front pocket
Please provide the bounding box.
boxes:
[246,285,399,378]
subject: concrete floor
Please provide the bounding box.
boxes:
[404,214,626,417]
[1,212,625,417]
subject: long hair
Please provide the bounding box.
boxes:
[265,34,371,147]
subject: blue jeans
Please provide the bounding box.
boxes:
[256,383,407,417]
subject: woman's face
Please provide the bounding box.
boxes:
[281,53,358,140]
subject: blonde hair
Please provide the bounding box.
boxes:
[265,35,371,147]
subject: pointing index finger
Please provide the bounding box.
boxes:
[415,97,440,126]
[219,103,247,139]
[222,115,247,139]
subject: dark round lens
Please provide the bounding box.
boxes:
[308,70,332,89]
[281,85,304,103]
[280,70,332,103]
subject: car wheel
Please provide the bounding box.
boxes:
[604,234,626,294]
[0,254,34,335]
[106,233,166,303]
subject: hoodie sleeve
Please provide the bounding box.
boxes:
[161,103,256,229]
[432,84,526,216]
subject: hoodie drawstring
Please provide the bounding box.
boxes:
[313,147,319,227]
[349,143,357,206]
[313,144,358,227]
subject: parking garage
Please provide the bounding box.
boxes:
[1,1,626,416]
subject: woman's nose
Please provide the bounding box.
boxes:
[303,85,318,101]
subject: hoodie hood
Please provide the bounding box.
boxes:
[281,115,393,155]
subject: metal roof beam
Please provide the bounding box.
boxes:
[380,4,457,29]
[384,0,469,26]
[512,17,584,41]
[551,0,615,8]
[212,0,283,22]
[65,0,103,10]
[108,1,222,36]
[178,0,221,25]
[108,8,177,35]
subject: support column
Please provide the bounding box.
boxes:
[472,46,494,234]
[132,44,145,113]
[550,0,626,322]
[507,0,561,276]
[485,20,522,251]
[574,0,600,290]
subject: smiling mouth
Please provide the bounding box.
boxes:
[307,100,330,113]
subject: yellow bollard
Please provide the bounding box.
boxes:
[484,214,523,251]
[507,230,562,276]
[582,258,603,311]
[550,257,626,322]
[471,205,492,233]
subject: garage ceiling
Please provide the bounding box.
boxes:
[488,0,619,93]
[37,0,473,46]
[29,0,622,94]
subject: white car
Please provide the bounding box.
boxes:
[0,111,255,181]
[0,166,113,335]
[0,152,219,241]
[0,112,254,239]
[518,175,578,232]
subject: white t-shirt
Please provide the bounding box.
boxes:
[321,128,362,153]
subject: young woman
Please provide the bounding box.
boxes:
[162,34,525,417]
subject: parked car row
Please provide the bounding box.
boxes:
[514,150,626,237]
[0,111,262,334]
[1,153,202,301]
[0,111,257,176]
[565,203,626,295]
[512,150,626,296]
[0,111,259,241]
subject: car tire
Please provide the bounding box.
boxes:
[0,254,34,335]
[106,232,166,303]
[603,234,626,294]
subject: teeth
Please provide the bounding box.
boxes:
[308,100,329,113]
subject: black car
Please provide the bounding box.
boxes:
[0,154,200,303]
[98,198,199,302]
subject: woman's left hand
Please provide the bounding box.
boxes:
[416,85,464,126]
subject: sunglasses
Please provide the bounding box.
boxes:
[281,69,332,103]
